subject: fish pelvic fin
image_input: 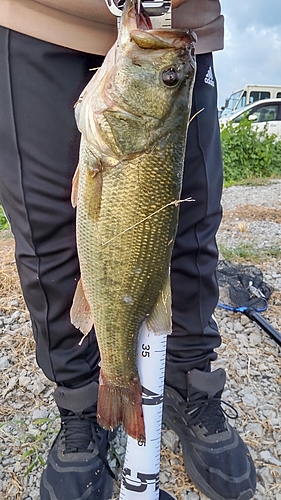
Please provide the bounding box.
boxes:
[70,278,95,336]
[97,371,145,443]
[71,165,79,208]
[146,276,172,335]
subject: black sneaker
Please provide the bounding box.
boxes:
[163,368,256,500]
[40,382,114,500]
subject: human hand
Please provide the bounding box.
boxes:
[172,0,190,8]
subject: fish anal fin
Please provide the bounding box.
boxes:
[97,371,145,442]
[70,278,94,336]
[146,277,172,335]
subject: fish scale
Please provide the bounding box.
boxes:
[70,0,196,441]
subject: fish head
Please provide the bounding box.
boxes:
[111,0,197,122]
[75,0,196,161]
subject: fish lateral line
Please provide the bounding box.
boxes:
[101,196,195,246]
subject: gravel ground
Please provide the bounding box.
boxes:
[0,179,281,500]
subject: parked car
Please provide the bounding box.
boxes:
[219,99,281,139]
[220,84,281,118]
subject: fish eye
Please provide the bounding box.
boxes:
[161,67,180,87]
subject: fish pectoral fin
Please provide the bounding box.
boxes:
[146,277,172,335]
[85,167,103,222]
[71,138,104,221]
[78,139,104,222]
[71,165,79,208]
[70,278,95,336]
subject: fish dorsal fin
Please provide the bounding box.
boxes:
[146,276,172,335]
[70,278,95,336]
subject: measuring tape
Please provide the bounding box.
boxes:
[119,324,174,500]
[104,0,171,29]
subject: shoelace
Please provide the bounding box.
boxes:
[180,397,238,436]
[61,412,115,478]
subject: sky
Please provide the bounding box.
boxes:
[213,0,281,109]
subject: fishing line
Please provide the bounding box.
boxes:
[101,197,194,246]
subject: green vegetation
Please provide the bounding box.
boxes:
[220,118,281,185]
[219,242,281,263]
[0,416,59,475]
[0,205,9,230]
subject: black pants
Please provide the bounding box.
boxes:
[0,27,222,393]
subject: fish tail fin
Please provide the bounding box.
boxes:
[97,371,145,442]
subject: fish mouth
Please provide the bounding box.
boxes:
[121,0,196,52]
[134,2,153,30]
[124,0,153,30]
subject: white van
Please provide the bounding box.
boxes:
[220,84,281,118]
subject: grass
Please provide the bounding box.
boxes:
[219,242,281,263]
[0,205,9,231]
[223,175,281,188]
[0,416,60,476]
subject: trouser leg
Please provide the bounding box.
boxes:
[166,53,223,394]
[0,27,103,387]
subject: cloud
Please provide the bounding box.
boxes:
[214,0,281,107]
[223,0,281,30]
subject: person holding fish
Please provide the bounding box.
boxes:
[0,1,256,500]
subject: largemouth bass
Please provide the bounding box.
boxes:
[71,0,196,442]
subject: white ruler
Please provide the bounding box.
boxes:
[104,0,171,29]
[119,324,174,500]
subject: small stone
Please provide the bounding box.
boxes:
[8,300,19,307]
[258,466,274,486]
[11,310,21,321]
[234,323,245,334]
[29,490,40,500]
[19,375,32,387]
[32,406,48,420]
[240,315,250,326]
[0,356,10,370]
[186,492,200,500]
[260,450,281,466]
[27,425,40,438]
[162,429,179,453]
[180,493,188,500]
[159,471,169,484]
[246,423,263,437]
[2,375,18,397]
[256,482,266,494]
[242,393,257,407]
[4,317,13,325]
[249,332,262,346]
[33,381,46,395]
[170,457,181,466]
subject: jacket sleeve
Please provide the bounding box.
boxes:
[34,0,117,25]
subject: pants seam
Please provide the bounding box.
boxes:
[6,28,56,383]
